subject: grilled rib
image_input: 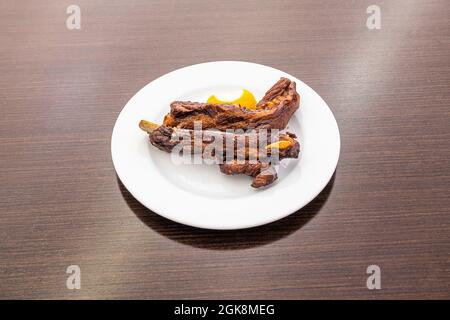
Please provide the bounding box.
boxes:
[162,77,300,131]
[139,120,300,188]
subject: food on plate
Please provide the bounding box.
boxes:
[139,120,300,188]
[162,77,299,130]
[219,161,278,189]
[207,89,257,109]
[139,77,301,188]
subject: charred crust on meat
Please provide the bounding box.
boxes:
[162,77,300,131]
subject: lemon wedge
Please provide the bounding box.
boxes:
[265,140,292,150]
[207,89,257,110]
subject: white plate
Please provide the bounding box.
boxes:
[111,61,340,230]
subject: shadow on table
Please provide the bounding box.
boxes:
[118,172,335,250]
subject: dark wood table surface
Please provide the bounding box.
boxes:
[0,0,449,299]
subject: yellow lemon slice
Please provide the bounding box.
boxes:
[207,89,257,110]
[265,140,292,150]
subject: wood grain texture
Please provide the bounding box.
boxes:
[0,0,449,299]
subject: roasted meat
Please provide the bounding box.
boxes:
[219,161,278,188]
[162,77,300,130]
[139,120,300,188]
[141,120,299,160]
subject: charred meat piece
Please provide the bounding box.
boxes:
[162,78,300,130]
[139,120,300,188]
[141,120,299,161]
[219,161,278,188]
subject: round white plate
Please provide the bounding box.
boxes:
[112,61,340,230]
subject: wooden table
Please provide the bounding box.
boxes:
[0,0,448,299]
